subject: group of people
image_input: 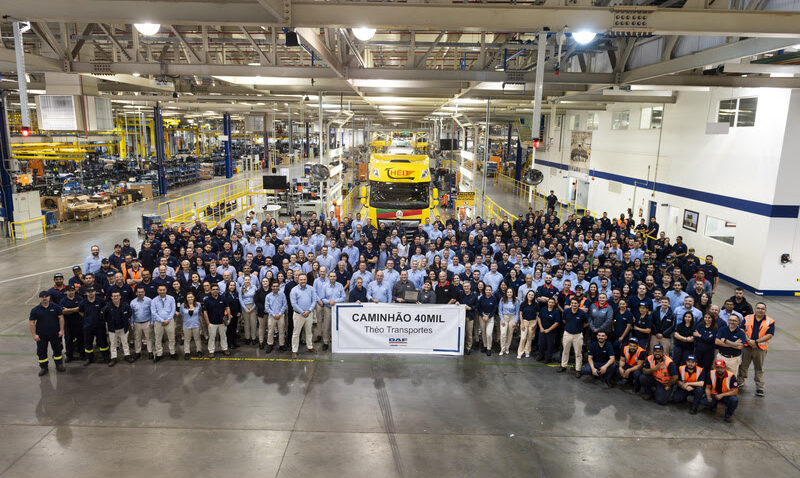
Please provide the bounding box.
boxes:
[28,207,775,421]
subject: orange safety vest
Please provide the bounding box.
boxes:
[679,365,703,384]
[709,371,735,394]
[122,264,142,288]
[646,355,674,384]
[623,345,645,367]
[743,314,774,351]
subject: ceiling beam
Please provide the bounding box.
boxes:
[96,23,132,61]
[30,22,66,59]
[294,27,346,78]
[721,62,800,74]
[5,2,800,37]
[70,23,96,60]
[239,27,271,65]
[169,25,202,64]
[621,37,800,83]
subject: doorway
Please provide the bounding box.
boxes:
[567,176,589,212]
[666,206,681,239]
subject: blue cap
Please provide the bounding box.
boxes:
[628,337,638,343]
[686,355,697,362]
[653,344,664,351]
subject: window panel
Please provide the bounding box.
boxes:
[704,215,736,245]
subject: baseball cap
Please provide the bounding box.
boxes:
[686,355,697,362]
[72,266,81,271]
[714,359,726,368]
[54,272,64,278]
[256,247,263,252]
[84,287,96,293]
[628,337,638,344]
[38,290,50,298]
[66,285,75,291]
[101,258,110,264]
[107,271,116,277]
[653,344,664,351]
[659,262,668,268]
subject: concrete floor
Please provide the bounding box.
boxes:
[1,174,799,477]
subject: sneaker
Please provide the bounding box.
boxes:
[525,353,530,358]
[195,351,202,357]
[134,353,142,360]
[465,349,471,355]
[575,371,582,378]
[56,364,66,372]
[170,354,177,360]
[208,353,215,359]
[259,342,265,350]
[148,352,154,360]
[292,352,297,359]
[124,355,134,363]
[153,355,161,363]
[108,358,117,367]
[516,355,522,360]
[265,345,273,354]
[557,367,566,373]
[38,368,49,376]
[184,353,190,360]
[223,350,230,355]
[486,350,492,356]
[756,389,765,397]
[279,345,288,352]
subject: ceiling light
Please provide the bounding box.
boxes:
[134,23,160,36]
[572,30,596,45]
[352,27,376,42]
[132,72,141,77]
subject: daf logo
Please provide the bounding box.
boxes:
[396,210,403,218]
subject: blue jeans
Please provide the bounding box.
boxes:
[701,395,739,418]
[672,386,703,410]
[672,343,694,367]
[582,362,618,384]
[638,374,674,405]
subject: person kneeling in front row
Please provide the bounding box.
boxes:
[672,354,705,414]
[701,359,739,423]
[638,344,677,404]
[582,331,617,387]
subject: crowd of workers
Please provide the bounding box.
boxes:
[29,204,776,423]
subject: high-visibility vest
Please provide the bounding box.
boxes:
[743,314,774,351]
[709,371,735,394]
[623,345,645,367]
[679,365,703,384]
[122,264,142,289]
[647,355,674,384]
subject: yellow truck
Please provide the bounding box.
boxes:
[359,153,438,229]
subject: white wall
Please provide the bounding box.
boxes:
[534,87,798,293]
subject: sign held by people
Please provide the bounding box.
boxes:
[332,303,464,355]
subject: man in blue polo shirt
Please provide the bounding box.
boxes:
[560,297,588,377]
[715,314,747,375]
[582,331,617,387]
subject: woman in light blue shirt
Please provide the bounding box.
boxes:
[238,276,258,346]
[180,292,203,359]
[498,287,519,356]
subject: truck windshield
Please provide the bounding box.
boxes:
[370,181,429,210]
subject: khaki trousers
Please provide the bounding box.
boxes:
[132,322,153,354]
[317,307,332,344]
[292,311,314,353]
[268,313,286,346]
[154,320,176,356]
[561,331,584,370]
[208,323,228,353]
[517,319,536,357]
[739,347,768,390]
[464,315,474,350]
[499,314,516,353]
[183,327,202,354]
[479,314,494,349]
[649,335,672,355]
[108,329,130,359]
[243,308,258,340]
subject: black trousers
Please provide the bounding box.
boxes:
[64,314,84,358]
[227,315,239,347]
[83,325,110,360]
[36,334,63,368]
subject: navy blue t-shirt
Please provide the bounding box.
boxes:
[588,340,615,364]
[716,326,747,357]
[563,308,588,335]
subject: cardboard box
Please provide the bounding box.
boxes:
[129,184,154,200]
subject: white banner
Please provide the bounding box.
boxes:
[332,303,465,355]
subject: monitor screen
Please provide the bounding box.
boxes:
[263,175,288,190]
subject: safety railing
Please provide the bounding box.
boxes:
[157,178,264,225]
[494,173,603,221]
[340,186,360,218]
[10,216,46,240]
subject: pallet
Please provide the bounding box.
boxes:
[73,209,101,221]
[99,208,113,217]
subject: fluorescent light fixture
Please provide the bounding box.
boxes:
[248,62,260,66]
[432,112,451,116]
[448,98,487,105]
[134,23,160,36]
[349,79,418,88]
[770,72,794,78]
[214,76,307,86]
[352,27,376,42]
[132,72,141,77]
[572,30,596,45]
